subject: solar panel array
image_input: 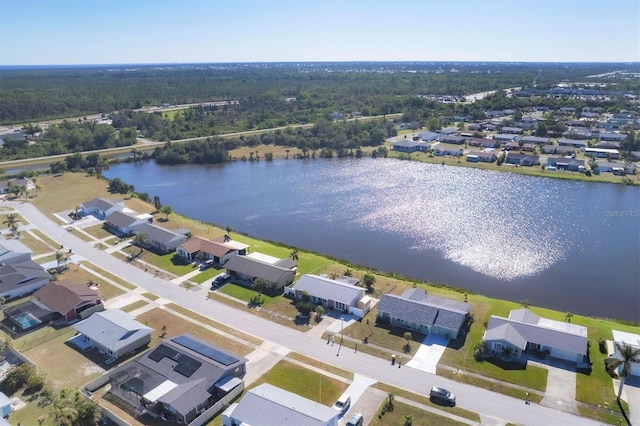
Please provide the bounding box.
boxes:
[148,344,202,377]
[171,335,239,366]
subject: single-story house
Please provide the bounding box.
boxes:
[467,123,484,131]
[504,141,520,151]
[582,147,619,159]
[566,119,587,127]
[505,153,539,166]
[513,121,537,130]
[469,137,499,148]
[390,140,430,153]
[419,131,440,142]
[520,136,551,145]
[104,210,149,235]
[558,139,587,148]
[437,127,458,135]
[33,280,103,322]
[0,178,36,195]
[521,143,536,152]
[493,133,517,143]
[612,330,640,377]
[0,240,32,265]
[501,126,523,134]
[222,383,339,426]
[434,146,464,156]
[377,288,470,339]
[483,309,588,364]
[176,236,249,265]
[225,253,296,293]
[630,151,640,161]
[0,260,50,300]
[545,157,585,172]
[134,222,190,254]
[542,145,576,155]
[466,151,496,163]
[108,334,247,425]
[286,274,371,318]
[81,198,125,219]
[596,141,621,149]
[595,161,628,174]
[72,309,153,359]
[599,132,625,142]
[439,135,467,145]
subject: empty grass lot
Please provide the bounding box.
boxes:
[14,231,55,255]
[82,224,116,240]
[371,400,467,426]
[248,359,348,405]
[137,308,253,356]
[31,173,117,215]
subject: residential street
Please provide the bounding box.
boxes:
[7,200,603,426]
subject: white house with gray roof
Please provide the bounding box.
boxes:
[105,210,149,235]
[483,309,588,364]
[81,197,124,219]
[286,274,371,318]
[133,222,190,254]
[72,309,153,359]
[222,383,339,426]
[225,253,296,293]
[377,288,470,339]
[0,240,50,300]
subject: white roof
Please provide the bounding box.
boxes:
[537,318,588,337]
[223,240,250,251]
[293,274,365,306]
[143,380,178,402]
[247,252,280,264]
[136,213,153,220]
[613,330,640,349]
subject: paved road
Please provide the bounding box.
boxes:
[8,201,600,426]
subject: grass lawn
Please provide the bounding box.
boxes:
[137,308,254,356]
[217,283,301,320]
[120,300,148,313]
[371,400,467,426]
[29,229,61,250]
[248,359,348,406]
[342,307,425,357]
[82,261,136,290]
[82,224,115,240]
[287,352,354,381]
[5,390,57,426]
[48,262,126,300]
[142,292,159,301]
[190,266,223,284]
[30,173,116,215]
[122,245,198,276]
[69,228,97,242]
[373,383,480,422]
[21,327,105,390]
[437,368,543,403]
[164,303,262,346]
[14,231,55,256]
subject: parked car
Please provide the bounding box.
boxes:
[200,259,215,270]
[332,393,351,414]
[346,413,363,426]
[211,273,230,287]
[430,386,456,406]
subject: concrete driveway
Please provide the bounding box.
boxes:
[406,334,449,374]
[539,364,578,414]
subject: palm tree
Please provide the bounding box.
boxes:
[610,342,640,401]
[289,249,299,262]
[565,311,574,322]
[55,250,65,268]
[135,233,150,255]
[519,299,532,309]
[5,213,17,227]
[225,225,234,241]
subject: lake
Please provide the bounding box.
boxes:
[103,158,640,322]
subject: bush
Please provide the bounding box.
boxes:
[598,338,607,354]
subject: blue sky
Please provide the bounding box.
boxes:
[1,0,638,65]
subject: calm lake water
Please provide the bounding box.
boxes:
[103,158,640,322]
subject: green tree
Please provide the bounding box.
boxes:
[289,249,299,261]
[363,273,376,293]
[315,305,325,322]
[161,205,173,220]
[519,299,532,309]
[153,196,162,212]
[343,268,353,277]
[565,311,573,322]
[610,342,640,401]
[252,278,268,295]
[403,332,412,353]
[135,233,149,255]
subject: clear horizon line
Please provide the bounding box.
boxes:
[1,60,639,68]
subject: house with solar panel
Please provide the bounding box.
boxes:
[106,334,247,425]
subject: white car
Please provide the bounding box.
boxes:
[332,394,351,414]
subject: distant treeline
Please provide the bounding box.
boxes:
[2,62,637,124]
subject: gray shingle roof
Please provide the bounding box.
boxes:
[484,310,588,355]
[134,222,187,246]
[229,383,338,426]
[225,255,293,283]
[72,309,152,353]
[377,290,469,333]
[105,210,142,228]
[0,260,50,294]
[82,197,120,212]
